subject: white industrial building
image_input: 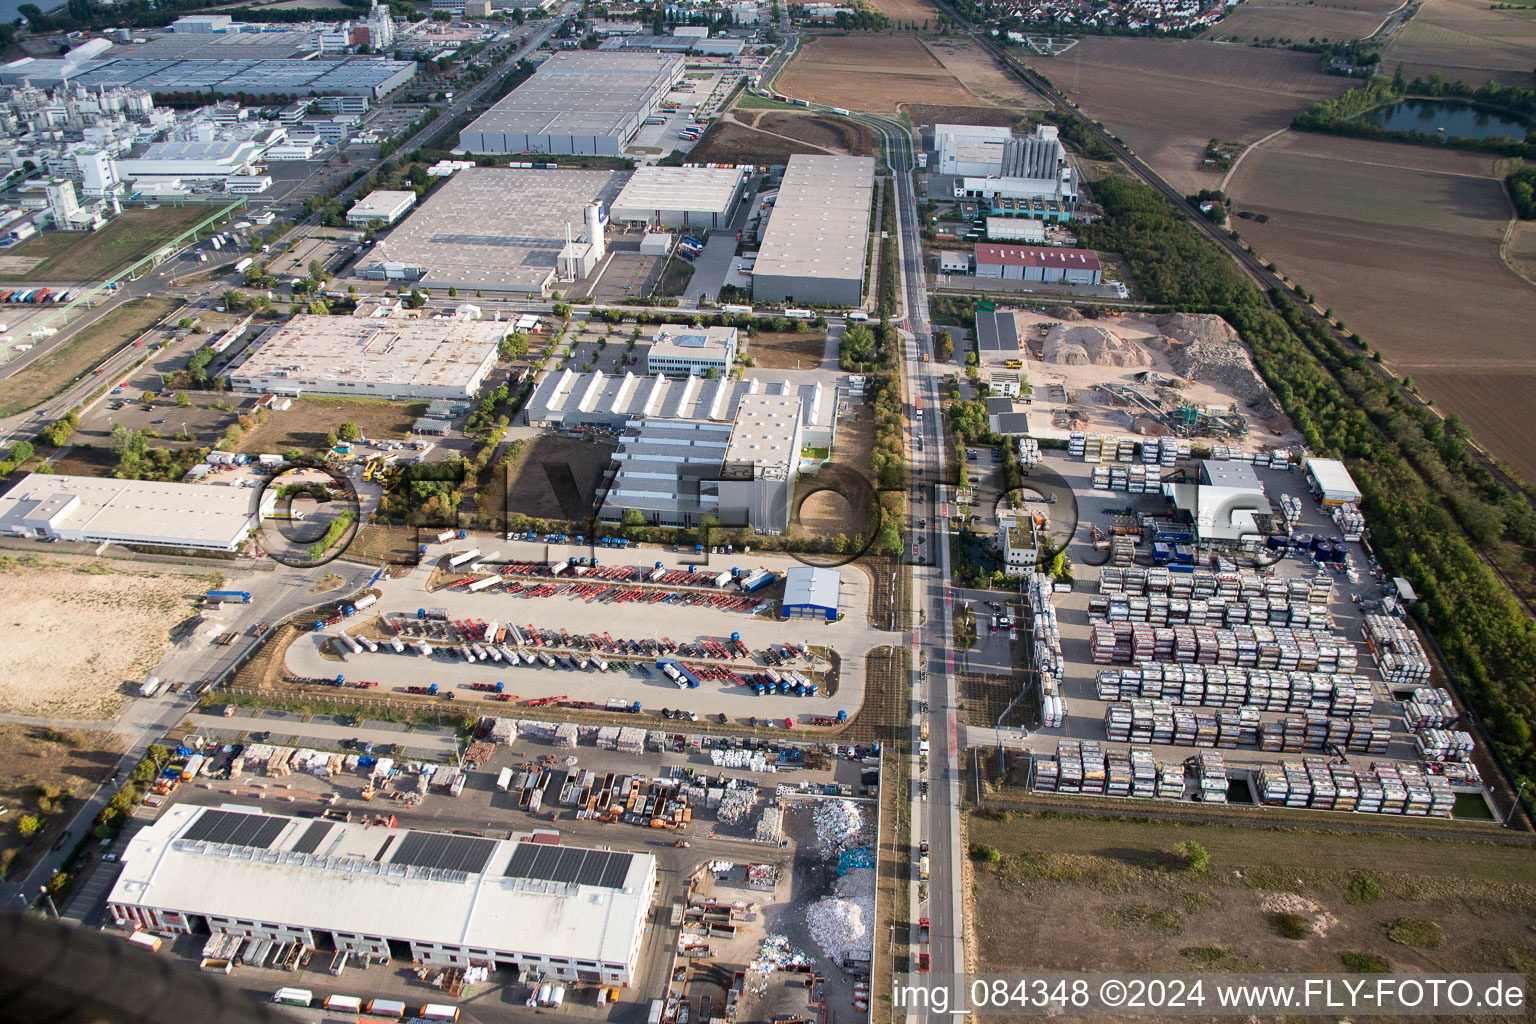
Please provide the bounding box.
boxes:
[1305,457,1362,506]
[227,314,506,400]
[935,123,1015,177]
[1162,461,1270,546]
[985,216,1045,244]
[597,391,806,532]
[646,324,738,377]
[609,165,749,228]
[751,154,874,307]
[357,167,624,294]
[0,474,270,551]
[347,189,416,227]
[946,124,1077,212]
[107,805,656,983]
[974,243,1101,284]
[459,52,684,156]
[113,139,260,180]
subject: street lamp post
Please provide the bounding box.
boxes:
[39,885,59,920]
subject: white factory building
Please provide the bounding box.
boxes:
[751,154,874,308]
[226,314,506,400]
[598,392,806,532]
[459,52,684,156]
[347,189,416,227]
[609,165,749,228]
[974,243,1101,285]
[357,167,624,294]
[0,474,270,551]
[112,139,261,179]
[944,124,1078,212]
[107,805,657,983]
[646,324,738,377]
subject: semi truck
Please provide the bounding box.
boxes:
[206,590,252,604]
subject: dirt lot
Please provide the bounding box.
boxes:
[909,103,1023,130]
[923,36,1051,109]
[1228,131,1536,477]
[751,111,879,155]
[0,206,224,283]
[1203,3,1387,43]
[867,0,939,21]
[967,812,1536,998]
[1050,38,1346,195]
[689,120,828,165]
[0,297,181,419]
[479,433,616,523]
[779,35,982,112]
[233,397,427,454]
[1385,0,1536,83]
[0,722,127,882]
[0,555,216,718]
[744,329,828,369]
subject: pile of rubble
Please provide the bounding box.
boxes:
[754,805,783,843]
[807,868,875,965]
[813,798,863,855]
[749,934,814,973]
[1154,313,1284,420]
[1043,324,1153,368]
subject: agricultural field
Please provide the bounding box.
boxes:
[0,206,226,283]
[866,0,938,21]
[908,103,1023,130]
[1384,0,1536,84]
[232,396,427,455]
[1049,38,1346,194]
[1203,3,1388,44]
[0,555,214,718]
[968,812,1536,984]
[688,119,828,165]
[0,297,181,419]
[1227,131,1536,477]
[921,36,1051,110]
[779,35,1000,113]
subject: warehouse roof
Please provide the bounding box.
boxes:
[348,189,416,220]
[0,56,415,96]
[611,165,747,218]
[753,154,874,290]
[1304,457,1361,502]
[359,167,628,291]
[974,308,1020,352]
[783,565,840,611]
[723,392,801,482]
[648,324,737,364]
[110,805,654,967]
[0,473,263,549]
[974,244,1100,271]
[122,30,323,60]
[460,51,682,144]
[526,370,834,432]
[229,314,506,391]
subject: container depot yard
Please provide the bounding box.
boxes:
[276,540,885,724]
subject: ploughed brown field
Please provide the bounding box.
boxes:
[687,120,827,164]
[1385,0,1536,84]
[1203,4,1386,43]
[780,35,1045,113]
[1049,38,1346,194]
[753,112,879,155]
[1228,131,1536,478]
[865,0,939,21]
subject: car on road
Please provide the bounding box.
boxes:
[917,953,930,973]
[919,840,929,854]
[102,852,119,863]
[51,829,72,851]
[222,704,236,717]
[151,419,166,424]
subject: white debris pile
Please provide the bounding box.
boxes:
[711,748,769,771]
[749,934,814,973]
[807,868,875,964]
[755,805,783,843]
[813,798,863,855]
[718,788,759,825]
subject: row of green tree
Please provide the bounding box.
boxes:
[1083,175,1536,785]
[1508,165,1536,220]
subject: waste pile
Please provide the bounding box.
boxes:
[712,749,770,771]
[812,798,863,855]
[749,934,814,973]
[718,788,759,825]
[755,805,783,843]
[807,867,875,965]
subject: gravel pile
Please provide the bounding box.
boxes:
[813,798,863,855]
[1154,313,1284,420]
[1043,324,1153,367]
[807,868,875,964]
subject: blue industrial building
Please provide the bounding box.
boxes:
[781,566,840,622]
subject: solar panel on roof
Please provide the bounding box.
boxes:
[292,820,333,855]
[182,809,287,850]
[391,831,495,874]
[503,842,635,889]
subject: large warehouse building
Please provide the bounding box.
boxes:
[0,474,270,551]
[107,805,657,983]
[358,167,624,294]
[0,56,415,99]
[609,165,749,228]
[974,244,1101,285]
[598,391,806,531]
[459,52,683,156]
[751,154,874,307]
[227,314,506,400]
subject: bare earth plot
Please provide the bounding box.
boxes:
[920,37,1051,110]
[1050,39,1346,194]
[1203,3,1387,43]
[753,112,879,155]
[233,397,427,455]
[779,35,984,113]
[689,120,827,165]
[0,555,214,718]
[1228,132,1536,478]
[968,813,1536,998]
[1384,0,1536,83]
[866,0,939,21]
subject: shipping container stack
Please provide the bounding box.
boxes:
[1033,755,1059,792]
[1068,430,1085,460]
[1331,504,1365,542]
[1363,614,1431,684]
[1413,728,1475,762]
[1194,752,1228,803]
[1029,573,1065,728]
